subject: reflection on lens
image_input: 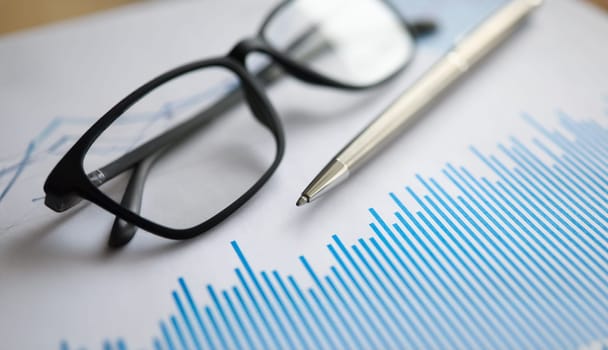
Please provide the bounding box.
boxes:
[263,0,414,86]
[84,67,276,229]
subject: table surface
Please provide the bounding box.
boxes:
[0,0,606,36]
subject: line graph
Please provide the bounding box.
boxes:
[0,81,234,205]
[59,113,608,350]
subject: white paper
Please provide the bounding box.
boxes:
[1,0,606,348]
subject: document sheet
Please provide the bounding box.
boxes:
[0,0,606,348]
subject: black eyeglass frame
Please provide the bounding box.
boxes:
[43,0,434,244]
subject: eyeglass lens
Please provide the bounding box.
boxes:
[83,66,276,229]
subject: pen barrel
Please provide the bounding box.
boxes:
[337,0,542,170]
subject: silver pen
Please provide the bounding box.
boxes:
[296,0,542,206]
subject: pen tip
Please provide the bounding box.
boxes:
[296,195,309,207]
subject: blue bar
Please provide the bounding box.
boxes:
[350,244,418,349]
[446,163,575,347]
[233,285,267,349]
[223,289,256,350]
[231,242,284,349]
[287,275,336,349]
[533,138,607,196]
[274,271,322,349]
[160,320,176,350]
[490,152,608,263]
[300,256,360,349]
[482,176,608,306]
[429,176,547,348]
[331,236,404,347]
[463,170,598,342]
[329,264,389,349]
[261,271,307,349]
[367,224,454,349]
[414,185,525,348]
[511,137,607,220]
[208,286,241,350]
[153,337,163,350]
[423,177,537,348]
[171,315,189,350]
[323,274,376,349]
[205,306,228,350]
[179,278,215,350]
[172,291,202,350]
[500,144,607,236]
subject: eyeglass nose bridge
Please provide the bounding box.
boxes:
[227,37,366,91]
[228,37,268,64]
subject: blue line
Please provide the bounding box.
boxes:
[424,176,541,349]
[205,306,228,350]
[553,128,608,176]
[223,289,256,350]
[533,138,607,197]
[327,243,397,348]
[464,170,600,342]
[367,224,456,349]
[446,164,576,347]
[332,236,407,347]
[389,204,485,349]
[274,271,322,349]
[171,315,189,350]
[173,291,202,350]
[59,340,69,350]
[208,286,241,350]
[160,320,176,350]
[443,166,562,348]
[116,339,127,350]
[329,265,389,349]
[300,256,362,348]
[103,340,112,350]
[231,242,285,349]
[287,275,336,350]
[489,154,608,278]
[409,186,512,349]
[253,270,296,350]
[555,129,608,183]
[234,268,276,348]
[492,154,608,260]
[523,114,607,186]
[323,274,376,349]
[307,288,349,349]
[500,144,607,238]
[179,278,215,350]
[350,244,418,349]
[472,149,608,267]
[153,337,163,350]
[559,113,608,162]
[360,238,440,350]
[492,176,608,296]
[233,286,267,349]
[0,142,34,203]
[261,271,307,350]
[482,176,608,307]
[498,153,605,247]
[413,180,527,348]
[513,137,608,219]
[511,137,607,219]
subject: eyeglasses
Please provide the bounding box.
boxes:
[43,0,435,247]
